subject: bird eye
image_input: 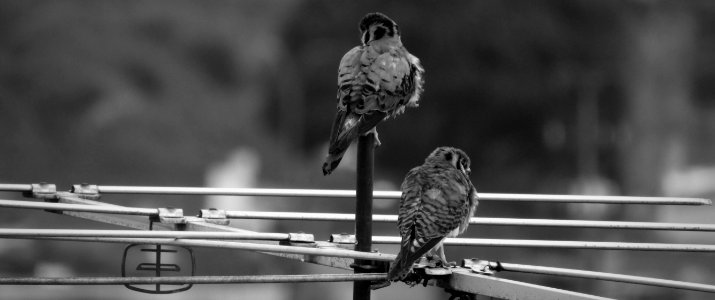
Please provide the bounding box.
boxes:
[373,26,387,40]
[444,152,453,162]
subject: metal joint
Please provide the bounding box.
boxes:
[198,209,229,225]
[152,208,186,224]
[24,183,56,200]
[70,184,100,200]
[330,233,356,244]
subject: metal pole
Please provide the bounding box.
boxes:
[372,236,715,252]
[354,134,375,300]
[225,211,715,232]
[0,229,291,240]
[498,262,715,293]
[0,274,388,285]
[0,199,158,216]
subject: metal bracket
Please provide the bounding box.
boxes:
[462,258,497,275]
[330,233,357,249]
[198,208,230,225]
[70,183,101,200]
[24,182,56,200]
[151,208,186,224]
[122,244,195,294]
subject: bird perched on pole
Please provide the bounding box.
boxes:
[322,12,424,175]
[388,147,478,283]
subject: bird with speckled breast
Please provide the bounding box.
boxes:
[322,12,424,175]
[387,146,478,283]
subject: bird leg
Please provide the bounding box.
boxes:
[427,244,457,267]
[365,127,381,147]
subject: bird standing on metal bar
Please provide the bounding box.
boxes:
[388,147,478,283]
[322,12,424,175]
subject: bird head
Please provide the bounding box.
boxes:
[427,146,472,176]
[359,12,400,45]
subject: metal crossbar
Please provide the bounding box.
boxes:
[0,274,387,285]
[372,236,715,252]
[498,262,715,293]
[0,229,291,241]
[225,211,715,231]
[32,236,397,261]
[91,186,715,205]
[0,183,710,205]
[0,199,158,216]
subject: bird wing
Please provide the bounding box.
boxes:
[361,48,421,117]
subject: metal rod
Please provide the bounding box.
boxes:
[0,183,708,205]
[37,236,397,261]
[0,184,32,192]
[372,236,715,252]
[225,211,715,232]
[91,186,710,205]
[0,229,290,241]
[0,274,387,285]
[354,134,375,300]
[0,199,158,216]
[499,262,715,293]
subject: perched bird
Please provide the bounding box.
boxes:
[322,12,424,175]
[388,147,478,282]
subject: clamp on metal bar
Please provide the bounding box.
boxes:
[198,209,230,225]
[23,183,56,200]
[461,259,498,275]
[286,233,315,243]
[330,233,357,250]
[70,184,100,200]
[151,208,186,224]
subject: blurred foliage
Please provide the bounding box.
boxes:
[1,0,715,299]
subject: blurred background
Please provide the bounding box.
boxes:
[1,0,715,299]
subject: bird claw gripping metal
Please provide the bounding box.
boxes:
[121,244,195,294]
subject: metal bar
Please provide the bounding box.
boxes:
[0,182,708,205]
[0,184,32,192]
[0,199,158,216]
[55,193,154,230]
[498,262,715,293]
[53,194,359,270]
[91,186,711,205]
[0,274,387,285]
[439,269,613,300]
[372,236,715,252]
[354,134,375,300]
[0,229,291,241]
[36,236,397,261]
[226,211,715,232]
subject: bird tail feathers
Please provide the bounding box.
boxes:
[387,237,445,281]
[322,111,387,175]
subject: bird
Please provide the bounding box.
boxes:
[322,12,424,175]
[387,146,479,282]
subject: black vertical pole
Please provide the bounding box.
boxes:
[353,133,375,300]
